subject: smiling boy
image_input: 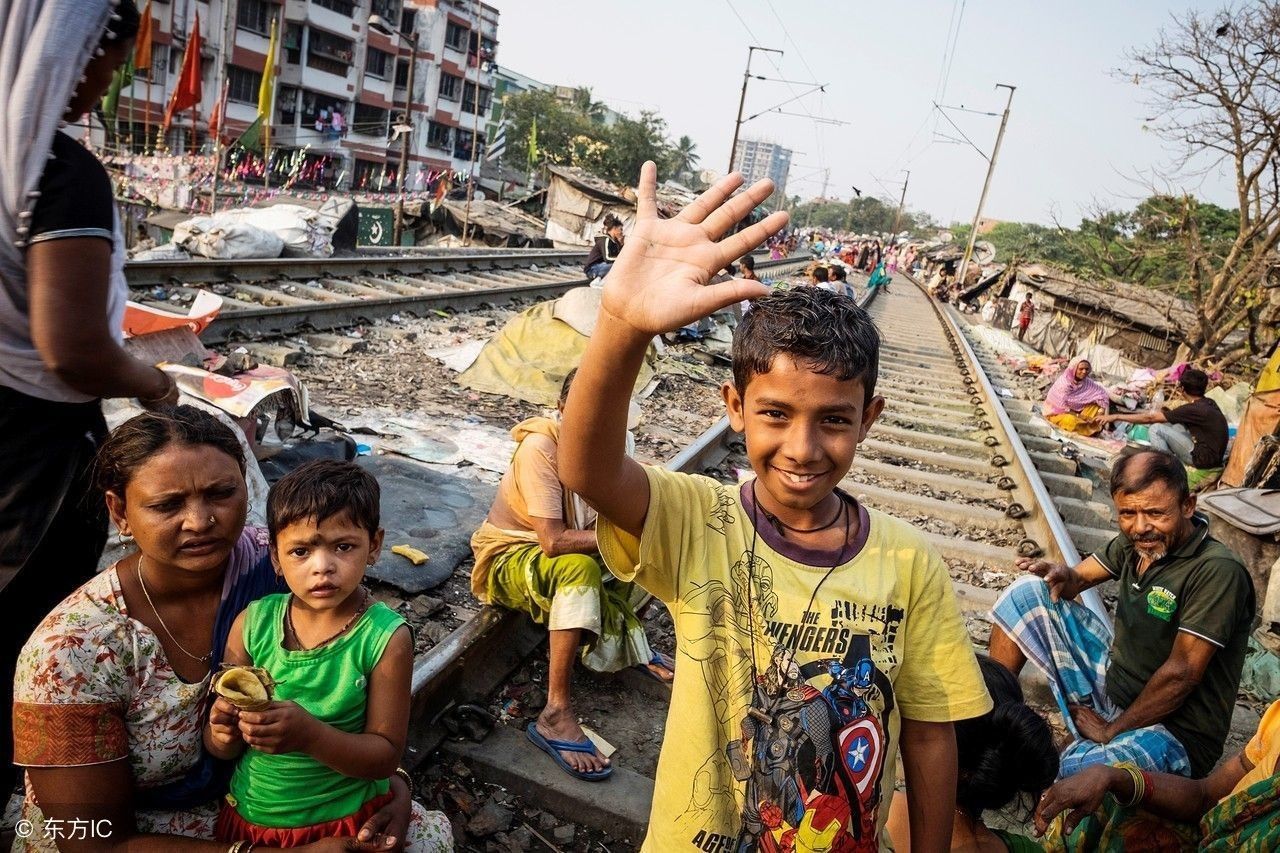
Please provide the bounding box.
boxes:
[560,164,991,852]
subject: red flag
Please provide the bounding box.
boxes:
[209,80,229,141]
[133,0,154,70]
[162,11,203,131]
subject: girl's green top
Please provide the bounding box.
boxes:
[227,592,405,827]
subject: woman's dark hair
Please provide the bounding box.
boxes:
[558,367,578,409]
[96,405,246,496]
[830,265,847,281]
[104,0,142,44]
[602,213,622,230]
[955,655,1059,821]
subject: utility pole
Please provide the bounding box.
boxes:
[955,84,1015,288]
[890,170,910,237]
[371,14,419,246]
[461,3,485,246]
[728,45,783,174]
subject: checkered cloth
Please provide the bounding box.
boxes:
[991,575,1191,777]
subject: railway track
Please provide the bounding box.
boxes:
[395,274,1114,846]
[128,250,809,345]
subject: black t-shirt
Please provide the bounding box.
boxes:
[27,132,115,245]
[1162,397,1229,469]
[583,234,622,274]
[1095,520,1255,777]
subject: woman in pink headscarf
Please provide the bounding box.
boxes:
[1043,357,1111,436]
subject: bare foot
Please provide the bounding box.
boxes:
[645,661,674,683]
[536,703,609,774]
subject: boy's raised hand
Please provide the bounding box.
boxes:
[601,161,789,335]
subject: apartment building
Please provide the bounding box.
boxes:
[115,0,498,191]
[731,137,792,205]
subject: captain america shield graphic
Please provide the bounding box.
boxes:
[838,716,884,795]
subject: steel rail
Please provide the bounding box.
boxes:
[903,275,1110,622]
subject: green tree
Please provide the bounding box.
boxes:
[502,89,592,170]
[570,86,607,124]
[598,111,677,185]
[672,135,700,182]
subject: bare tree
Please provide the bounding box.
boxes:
[1129,1,1280,367]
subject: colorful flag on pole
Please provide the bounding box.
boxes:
[134,0,153,71]
[485,122,506,163]
[102,57,134,122]
[209,79,229,141]
[527,116,537,170]
[162,10,203,131]
[237,115,265,153]
[257,14,279,150]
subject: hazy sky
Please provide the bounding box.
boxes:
[495,0,1237,227]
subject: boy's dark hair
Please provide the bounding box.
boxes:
[732,288,880,404]
[1179,368,1209,397]
[559,367,578,409]
[602,213,622,230]
[955,656,1058,821]
[268,460,381,543]
[738,254,755,273]
[97,405,244,497]
[1110,448,1189,503]
[812,266,830,283]
[829,265,847,281]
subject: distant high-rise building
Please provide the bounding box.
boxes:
[731,138,792,207]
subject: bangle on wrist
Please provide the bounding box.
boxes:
[1119,764,1145,808]
[394,765,414,795]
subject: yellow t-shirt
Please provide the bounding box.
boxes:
[598,466,992,853]
[1234,699,1280,794]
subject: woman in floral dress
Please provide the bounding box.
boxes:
[12,406,452,852]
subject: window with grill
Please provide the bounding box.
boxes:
[400,9,417,35]
[236,0,276,35]
[307,28,354,76]
[438,73,460,101]
[312,0,355,16]
[226,65,263,105]
[395,59,410,88]
[461,82,491,114]
[427,121,452,150]
[353,103,390,135]
[445,21,468,51]
[365,48,390,78]
[138,42,168,83]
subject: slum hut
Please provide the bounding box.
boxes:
[972,262,1195,370]
[542,165,697,247]
[433,199,551,248]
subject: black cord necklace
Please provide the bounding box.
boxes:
[759,490,846,536]
[745,488,854,689]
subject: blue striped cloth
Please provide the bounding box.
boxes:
[991,576,1191,778]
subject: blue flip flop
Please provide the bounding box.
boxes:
[635,651,675,684]
[525,721,613,782]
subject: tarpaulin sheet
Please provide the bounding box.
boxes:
[458,297,655,407]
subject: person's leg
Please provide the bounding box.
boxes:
[1148,423,1194,465]
[987,623,1028,676]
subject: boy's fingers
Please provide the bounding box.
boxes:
[675,172,746,225]
[690,279,771,318]
[701,178,777,240]
[636,161,659,219]
[714,210,791,267]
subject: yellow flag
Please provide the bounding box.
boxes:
[258,16,279,149]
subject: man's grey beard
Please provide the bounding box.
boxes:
[1136,543,1167,562]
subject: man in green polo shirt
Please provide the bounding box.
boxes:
[987,449,1254,778]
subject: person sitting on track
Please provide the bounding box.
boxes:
[584,214,625,281]
[469,371,672,782]
[1033,695,1280,850]
[988,449,1254,781]
[559,162,991,851]
[888,655,1059,853]
[1042,357,1110,437]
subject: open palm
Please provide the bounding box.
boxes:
[600,162,790,335]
